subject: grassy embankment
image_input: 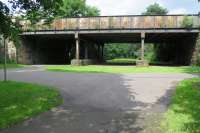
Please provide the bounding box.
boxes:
[161,78,200,133]
[0,81,62,129]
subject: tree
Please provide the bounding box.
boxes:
[1,0,63,36]
[0,1,11,38]
[142,3,168,15]
[85,6,100,16]
[0,0,63,81]
[9,0,63,24]
[59,0,100,17]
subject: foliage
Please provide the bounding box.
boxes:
[0,1,11,38]
[181,16,193,29]
[142,3,168,15]
[47,65,200,74]
[59,0,100,17]
[0,0,63,42]
[161,78,200,133]
[104,43,139,60]
[0,81,62,129]
[144,44,155,62]
[10,18,23,48]
[9,0,63,25]
[104,43,155,62]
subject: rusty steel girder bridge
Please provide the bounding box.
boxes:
[20,14,200,65]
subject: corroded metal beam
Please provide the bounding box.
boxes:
[21,15,200,32]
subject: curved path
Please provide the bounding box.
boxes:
[0,66,196,133]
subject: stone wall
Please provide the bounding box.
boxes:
[7,41,17,62]
[191,33,200,65]
[0,39,16,63]
[18,38,34,64]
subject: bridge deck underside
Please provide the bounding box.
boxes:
[20,32,198,65]
[23,32,197,43]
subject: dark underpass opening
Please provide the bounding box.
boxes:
[20,35,75,64]
[20,32,198,66]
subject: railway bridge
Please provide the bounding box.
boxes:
[19,14,200,65]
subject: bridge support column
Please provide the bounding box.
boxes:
[96,43,104,63]
[71,32,84,66]
[101,43,104,62]
[141,34,145,60]
[83,44,93,65]
[75,33,80,60]
[97,43,101,61]
[84,45,88,59]
[136,32,149,67]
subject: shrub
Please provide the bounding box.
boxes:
[196,54,200,66]
[181,16,193,29]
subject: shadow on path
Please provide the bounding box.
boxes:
[0,69,196,133]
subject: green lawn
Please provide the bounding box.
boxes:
[0,81,62,129]
[47,65,200,74]
[106,58,136,64]
[0,64,25,69]
[161,78,200,133]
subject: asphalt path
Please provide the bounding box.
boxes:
[0,66,196,133]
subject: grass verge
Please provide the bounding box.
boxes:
[0,81,62,129]
[0,64,25,69]
[161,78,200,133]
[106,58,136,65]
[47,65,200,74]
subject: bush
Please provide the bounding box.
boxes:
[181,16,193,29]
[196,54,200,66]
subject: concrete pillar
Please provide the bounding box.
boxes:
[85,44,88,59]
[101,43,104,61]
[136,32,149,67]
[97,43,101,60]
[75,32,80,60]
[141,32,145,60]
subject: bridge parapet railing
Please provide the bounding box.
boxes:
[21,15,200,31]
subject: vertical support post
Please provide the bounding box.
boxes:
[101,43,104,61]
[75,32,79,60]
[85,44,88,59]
[3,37,7,81]
[141,32,145,60]
[97,43,101,60]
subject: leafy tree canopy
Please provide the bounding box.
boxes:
[59,0,100,17]
[142,3,168,15]
[0,0,64,48]
[11,0,63,24]
[0,0,100,45]
[0,1,11,38]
